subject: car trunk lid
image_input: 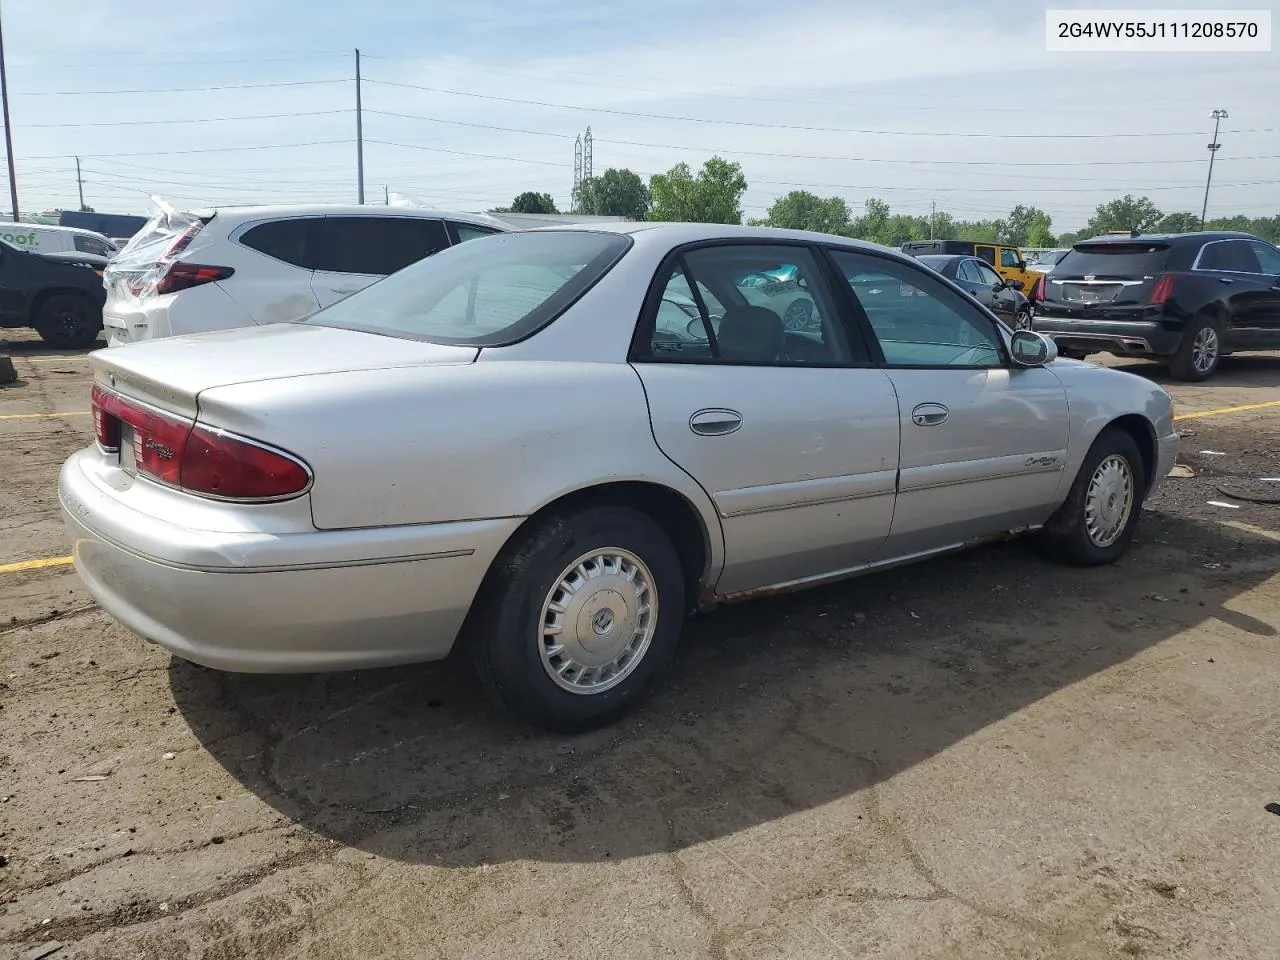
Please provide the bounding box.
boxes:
[88,323,478,418]
[1046,241,1171,306]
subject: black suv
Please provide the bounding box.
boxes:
[0,238,107,348]
[1031,231,1280,381]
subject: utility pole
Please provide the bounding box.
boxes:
[0,1,19,222]
[354,48,365,205]
[930,200,936,240]
[75,155,85,211]
[384,184,389,205]
[1200,108,1227,230]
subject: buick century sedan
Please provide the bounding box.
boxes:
[60,224,1178,731]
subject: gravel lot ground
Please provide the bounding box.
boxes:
[2,330,1279,960]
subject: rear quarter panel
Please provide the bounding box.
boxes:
[194,360,725,566]
[1049,359,1176,495]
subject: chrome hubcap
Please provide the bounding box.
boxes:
[538,548,657,695]
[1192,327,1218,373]
[1084,454,1134,548]
[783,300,812,331]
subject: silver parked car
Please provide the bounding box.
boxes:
[60,224,1178,731]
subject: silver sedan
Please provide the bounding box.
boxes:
[60,224,1178,731]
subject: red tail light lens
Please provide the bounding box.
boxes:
[1032,274,1046,302]
[90,385,310,500]
[181,427,311,500]
[1149,274,1175,304]
[154,263,234,295]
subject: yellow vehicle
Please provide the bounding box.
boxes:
[900,240,1036,294]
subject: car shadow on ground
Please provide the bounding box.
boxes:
[0,334,104,357]
[172,510,1278,867]
[1105,352,1280,389]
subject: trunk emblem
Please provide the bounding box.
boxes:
[1084,275,1096,281]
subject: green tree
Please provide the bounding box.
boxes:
[759,190,850,233]
[1001,205,1054,247]
[1085,195,1162,235]
[648,156,747,224]
[578,168,650,219]
[1156,212,1199,233]
[508,191,558,215]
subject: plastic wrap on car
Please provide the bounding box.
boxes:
[103,196,209,303]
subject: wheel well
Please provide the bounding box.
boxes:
[28,288,101,325]
[517,482,712,607]
[1106,414,1158,493]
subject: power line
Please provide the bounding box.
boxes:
[363,77,1275,139]
[22,109,351,129]
[17,139,354,160]
[365,138,565,167]
[15,78,348,96]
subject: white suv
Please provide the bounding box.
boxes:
[102,204,508,346]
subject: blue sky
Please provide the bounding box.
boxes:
[3,0,1278,231]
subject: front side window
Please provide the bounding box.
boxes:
[999,248,1021,267]
[1247,240,1280,276]
[973,261,1003,287]
[639,244,853,365]
[311,217,450,276]
[830,250,1005,367]
[73,235,112,257]
[305,230,630,345]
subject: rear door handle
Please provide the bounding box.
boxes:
[689,408,743,436]
[911,402,949,426]
[1219,277,1234,284]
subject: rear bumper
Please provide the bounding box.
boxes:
[104,284,254,347]
[1031,315,1181,356]
[59,449,521,672]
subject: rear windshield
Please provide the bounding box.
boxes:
[304,230,631,346]
[1056,243,1169,278]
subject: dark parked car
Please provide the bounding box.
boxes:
[0,238,107,348]
[913,253,1031,329]
[1032,231,1280,381]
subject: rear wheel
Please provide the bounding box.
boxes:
[468,505,685,732]
[34,295,102,349]
[1169,315,1221,381]
[1041,427,1146,566]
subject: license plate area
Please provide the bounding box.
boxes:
[118,422,139,477]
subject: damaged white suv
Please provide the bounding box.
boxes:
[102,203,507,346]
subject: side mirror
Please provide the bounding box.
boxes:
[1009,279,1025,291]
[1017,260,1027,270]
[1009,329,1057,366]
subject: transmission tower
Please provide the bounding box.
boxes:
[571,126,593,213]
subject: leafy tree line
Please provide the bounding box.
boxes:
[493,173,1280,247]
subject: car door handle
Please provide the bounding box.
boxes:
[689,408,743,436]
[1218,277,1234,284]
[911,402,949,426]
[330,286,362,295]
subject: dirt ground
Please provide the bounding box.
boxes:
[3,329,1279,960]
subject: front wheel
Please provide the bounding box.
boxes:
[34,294,102,349]
[468,505,686,732]
[1169,315,1221,381]
[1040,428,1146,566]
[1014,307,1032,331]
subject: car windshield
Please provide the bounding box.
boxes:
[303,230,631,345]
[1056,243,1170,278]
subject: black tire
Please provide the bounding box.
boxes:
[34,294,102,349]
[1040,427,1146,566]
[467,505,686,733]
[1168,314,1221,382]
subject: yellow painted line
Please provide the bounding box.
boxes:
[0,410,91,421]
[1219,520,1280,544]
[0,555,74,574]
[1175,399,1280,421]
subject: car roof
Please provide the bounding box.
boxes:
[524,220,912,254]
[1074,230,1257,246]
[198,204,508,230]
[2,222,112,239]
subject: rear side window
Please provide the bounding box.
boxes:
[311,217,450,275]
[241,219,313,268]
[304,230,631,345]
[1196,239,1261,273]
[1056,243,1170,278]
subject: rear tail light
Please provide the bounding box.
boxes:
[154,263,234,295]
[1032,274,1046,302]
[91,384,310,500]
[1149,274,1175,304]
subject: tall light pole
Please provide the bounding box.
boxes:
[0,1,20,222]
[1200,108,1227,230]
[354,48,365,205]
